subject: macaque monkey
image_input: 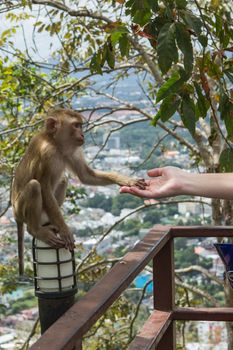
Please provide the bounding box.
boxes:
[11,108,145,275]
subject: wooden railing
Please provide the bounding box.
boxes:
[30,226,233,350]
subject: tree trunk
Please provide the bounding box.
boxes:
[212,198,222,227]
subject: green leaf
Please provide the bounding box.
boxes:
[220,149,233,172]
[147,0,159,12]
[175,0,187,9]
[181,11,202,36]
[157,23,178,74]
[101,44,108,66]
[221,23,230,47]
[194,82,208,118]
[225,113,233,142]
[110,25,128,44]
[175,22,193,75]
[106,43,115,69]
[159,94,181,122]
[125,0,152,26]
[134,10,152,26]
[180,95,196,136]
[156,71,185,103]
[219,93,233,142]
[151,110,161,127]
[90,51,102,74]
[125,0,135,7]
[198,34,208,47]
[215,13,222,36]
[111,31,123,44]
[119,35,130,57]
[224,71,233,84]
[37,24,45,33]
[219,93,230,117]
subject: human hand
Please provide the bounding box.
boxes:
[120,166,186,199]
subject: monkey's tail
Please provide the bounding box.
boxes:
[17,221,24,276]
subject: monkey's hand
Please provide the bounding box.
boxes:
[36,225,66,248]
[58,225,75,251]
[118,177,146,189]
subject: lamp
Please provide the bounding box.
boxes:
[214,243,233,289]
[32,238,77,333]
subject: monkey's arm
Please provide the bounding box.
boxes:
[68,150,145,188]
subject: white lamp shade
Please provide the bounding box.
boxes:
[34,240,76,293]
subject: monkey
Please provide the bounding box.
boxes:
[11,108,146,275]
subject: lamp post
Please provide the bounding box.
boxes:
[32,238,77,333]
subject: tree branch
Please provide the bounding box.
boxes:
[19,317,40,350]
[128,279,152,341]
[78,258,120,275]
[176,265,223,286]
[175,278,220,306]
[76,199,211,272]
[128,36,163,84]
[31,0,112,23]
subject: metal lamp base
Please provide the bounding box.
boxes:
[38,293,76,334]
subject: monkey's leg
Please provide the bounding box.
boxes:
[54,177,68,206]
[16,180,65,248]
[16,179,43,233]
[14,180,42,276]
[54,177,75,249]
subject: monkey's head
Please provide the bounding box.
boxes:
[46,108,85,149]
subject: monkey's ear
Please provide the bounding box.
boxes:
[46,117,57,134]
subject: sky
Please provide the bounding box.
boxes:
[0,1,101,59]
[1,6,62,60]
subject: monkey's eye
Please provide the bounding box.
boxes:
[73,122,83,129]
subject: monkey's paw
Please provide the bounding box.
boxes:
[36,225,66,249]
[127,178,146,189]
[59,227,75,251]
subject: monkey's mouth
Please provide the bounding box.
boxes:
[79,138,84,144]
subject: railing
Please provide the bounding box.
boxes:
[30,226,233,350]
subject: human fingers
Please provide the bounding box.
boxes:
[120,186,134,194]
[147,168,164,178]
[120,186,154,198]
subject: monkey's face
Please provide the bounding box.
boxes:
[70,119,84,145]
[46,113,85,150]
[56,116,84,147]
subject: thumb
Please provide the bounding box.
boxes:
[119,186,132,193]
[147,168,164,178]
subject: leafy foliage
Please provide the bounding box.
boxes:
[0,0,232,175]
[0,0,233,347]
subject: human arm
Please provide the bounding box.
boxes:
[120,166,233,200]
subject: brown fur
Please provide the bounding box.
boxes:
[11,108,145,275]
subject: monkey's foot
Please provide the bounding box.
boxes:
[34,225,66,249]
[58,231,75,251]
